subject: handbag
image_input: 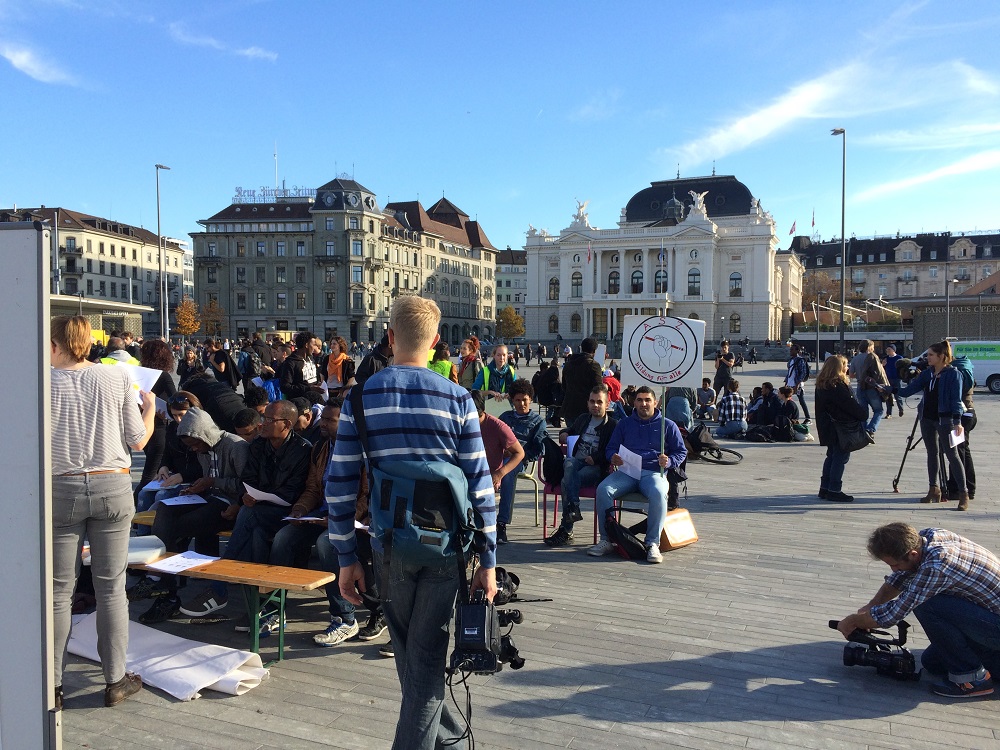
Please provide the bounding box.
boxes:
[831,416,871,453]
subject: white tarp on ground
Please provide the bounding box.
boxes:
[68,612,269,701]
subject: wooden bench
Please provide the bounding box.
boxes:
[132,509,231,538]
[130,555,335,664]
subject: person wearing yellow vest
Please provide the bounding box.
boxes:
[427,341,459,383]
[472,344,517,401]
[99,336,140,366]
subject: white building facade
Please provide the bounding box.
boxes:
[524,176,803,350]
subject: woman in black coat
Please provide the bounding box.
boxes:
[814,354,869,503]
[135,339,177,500]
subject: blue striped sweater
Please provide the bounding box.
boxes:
[325,365,497,568]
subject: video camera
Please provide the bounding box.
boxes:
[450,590,524,675]
[828,619,920,681]
[897,356,927,385]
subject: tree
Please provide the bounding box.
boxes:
[173,296,201,338]
[497,306,525,339]
[201,298,226,338]
[801,271,841,308]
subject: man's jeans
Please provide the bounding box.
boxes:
[134,485,181,536]
[914,594,1000,680]
[795,386,811,421]
[270,522,324,569]
[560,457,603,531]
[498,459,527,526]
[888,379,904,412]
[856,387,884,433]
[375,549,466,750]
[716,419,747,438]
[820,444,851,493]
[225,504,289,563]
[314,533,357,623]
[595,469,669,546]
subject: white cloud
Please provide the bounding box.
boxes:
[858,123,1000,151]
[168,22,277,62]
[855,149,1000,200]
[0,41,75,85]
[570,89,622,122]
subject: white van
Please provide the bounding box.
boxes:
[950,341,1000,393]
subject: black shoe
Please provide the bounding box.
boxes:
[357,612,387,641]
[544,527,574,547]
[824,491,854,503]
[565,504,583,523]
[138,595,181,624]
[898,407,904,417]
[803,419,811,425]
[126,575,170,603]
[497,523,508,545]
[818,488,829,499]
[866,430,876,443]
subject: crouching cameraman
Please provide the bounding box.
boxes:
[836,522,1000,698]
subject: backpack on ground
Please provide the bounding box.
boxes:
[772,415,796,443]
[350,386,475,566]
[685,422,718,454]
[604,507,648,561]
[745,424,775,442]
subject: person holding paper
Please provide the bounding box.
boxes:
[588,386,687,564]
[545,385,617,547]
[897,340,969,509]
[133,339,178,502]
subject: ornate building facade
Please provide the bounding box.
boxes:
[524,175,803,349]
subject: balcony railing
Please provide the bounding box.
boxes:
[59,245,82,256]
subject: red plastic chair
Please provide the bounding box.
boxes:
[539,449,600,544]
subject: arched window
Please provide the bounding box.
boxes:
[452,324,460,343]
[570,313,582,333]
[729,272,743,298]
[441,281,449,296]
[689,312,700,320]
[548,277,560,301]
[451,280,460,296]
[654,269,668,294]
[462,281,470,298]
[473,284,480,299]
[729,313,741,334]
[440,325,449,340]
[571,272,583,298]
[484,326,492,338]
[608,271,620,294]
[631,270,643,294]
[427,277,436,293]
[484,286,492,300]
[573,254,581,263]
[548,314,559,333]
[687,269,701,296]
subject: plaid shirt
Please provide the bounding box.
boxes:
[871,528,1000,627]
[717,392,746,425]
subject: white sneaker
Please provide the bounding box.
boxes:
[646,544,663,564]
[313,617,360,647]
[587,539,616,557]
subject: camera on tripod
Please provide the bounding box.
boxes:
[828,619,921,681]
[450,590,524,675]
[897,356,927,385]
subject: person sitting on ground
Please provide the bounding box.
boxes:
[749,382,780,426]
[776,386,800,423]
[497,380,547,543]
[130,407,250,623]
[716,380,748,438]
[232,408,263,441]
[545,385,617,547]
[428,341,459,384]
[836,522,1000,699]
[695,378,717,421]
[665,386,696,432]
[588,386,687,564]
[472,389,525,544]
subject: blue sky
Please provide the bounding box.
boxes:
[2,0,999,253]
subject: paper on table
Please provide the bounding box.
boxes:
[618,445,643,480]
[157,494,208,506]
[243,482,291,506]
[566,435,579,457]
[145,551,219,574]
[950,429,966,448]
[115,362,163,405]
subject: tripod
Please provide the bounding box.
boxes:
[892,411,949,494]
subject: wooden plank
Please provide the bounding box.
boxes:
[131,555,335,592]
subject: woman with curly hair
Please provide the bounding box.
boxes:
[457,336,483,391]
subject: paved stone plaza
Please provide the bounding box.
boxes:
[60,361,1000,749]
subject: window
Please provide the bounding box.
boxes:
[207,267,217,283]
[687,269,701,296]
[902,251,913,260]
[257,242,266,256]
[349,217,359,230]
[985,245,993,258]
[208,242,217,257]
[86,280,93,294]
[326,292,336,311]
[110,282,117,298]
[99,243,105,255]
[352,265,363,284]
[325,218,334,230]
[729,272,742,298]
[237,293,247,310]
[276,241,286,257]
[296,266,305,283]
[352,292,363,310]
[571,313,581,333]
[930,250,937,260]
[868,254,874,263]
[816,257,823,266]
[631,270,643,294]
[99,261,106,275]
[880,253,886,262]
[571,272,583,298]
[573,254,581,263]
[296,292,306,309]
[654,270,668,294]
[237,243,246,258]
[146,270,152,282]
[633,252,642,263]
[86,259,93,272]
[325,267,336,284]
[352,240,363,256]
[369,220,375,233]
[326,241,335,256]
[608,271,620,294]
[878,284,888,297]
[276,292,287,310]
[256,292,266,309]
[855,255,862,263]
[98,281,106,296]
[929,266,938,278]
[729,314,741,334]
[548,314,559,333]
[296,241,306,256]
[256,267,266,284]
[275,266,286,284]
[852,269,865,283]
[236,267,246,283]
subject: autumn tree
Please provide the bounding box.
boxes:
[497,305,525,339]
[200,298,226,337]
[802,271,841,308]
[173,296,201,338]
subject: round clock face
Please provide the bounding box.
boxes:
[690,249,699,259]
[324,194,334,207]
[347,193,360,207]
[626,316,701,385]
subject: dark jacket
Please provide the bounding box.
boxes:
[251,339,275,370]
[177,408,251,503]
[181,375,246,433]
[177,358,204,386]
[563,412,618,471]
[278,349,318,400]
[532,366,560,406]
[355,348,390,385]
[815,380,869,446]
[561,352,604,424]
[241,430,312,506]
[754,392,780,425]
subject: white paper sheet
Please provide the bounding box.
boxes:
[618,445,643,480]
[143,478,166,491]
[595,344,607,367]
[243,482,291,506]
[157,493,208,506]
[114,361,163,404]
[566,435,579,457]
[251,376,264,387]
[282,514,326,522]
[950,429,966,448]
[145,550,219,574]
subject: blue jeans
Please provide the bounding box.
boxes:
[914,594,1000,680]
[375,549,466,750]
[134,485,181,536]
[560,457,603,531]
[716,419,747,438]
[497,459,527,526]
[595,469,669,546]
[820,444,851,493]
[270,522,323,568]
[795,386,811,421]
[225,503,289,563]
[856,388,884,432]
[314,533,357,623]
[888,380,904,412]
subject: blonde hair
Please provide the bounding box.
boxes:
[51,315,92,362]
[389,296,440,354]
[815,354,849,389]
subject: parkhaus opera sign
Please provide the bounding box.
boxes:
[920,305,1000,314]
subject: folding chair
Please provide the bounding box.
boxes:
[516,460,541,526]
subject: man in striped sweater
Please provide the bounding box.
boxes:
[326,296,497,750]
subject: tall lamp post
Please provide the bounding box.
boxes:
[831,128,846,353]
[945,277,958,339]
[720,316,726,343]
[155,163,171,341]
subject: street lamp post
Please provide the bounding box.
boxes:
[980,293,984,338]
[831,128,846,353]
[720,316,726,343]
[155,163,171,341]
[945,278,958,339]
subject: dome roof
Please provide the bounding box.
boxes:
[625,175,754,224]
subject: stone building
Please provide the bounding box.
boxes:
[495,245,528,325]
[523,175,803,350]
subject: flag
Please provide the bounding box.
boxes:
[811,210,815,228]
[587,241,592,264]
[658,239,665,267]
[789,221,797,236]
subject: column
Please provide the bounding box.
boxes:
[593,246,602,295]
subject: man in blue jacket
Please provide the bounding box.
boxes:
[588,386,687,564]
